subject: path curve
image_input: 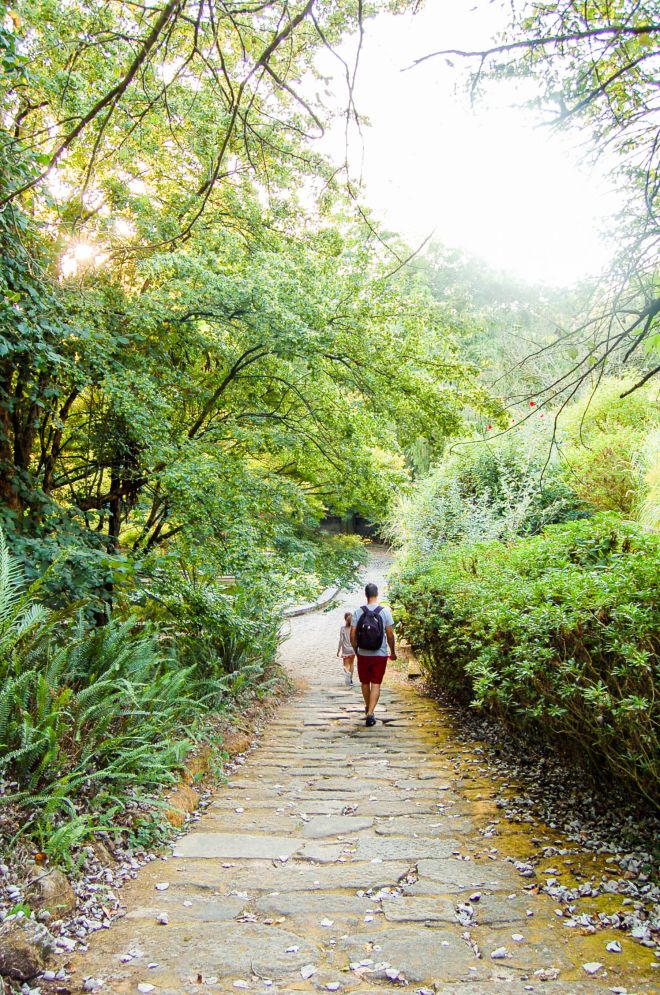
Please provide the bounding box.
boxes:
[69,547,657,994]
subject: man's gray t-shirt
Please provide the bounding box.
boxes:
[352,604,394,656]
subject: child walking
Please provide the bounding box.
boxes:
[337,612,355,686]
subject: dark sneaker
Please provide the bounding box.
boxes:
[365,714,376,727]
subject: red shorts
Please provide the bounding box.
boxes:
[357,655,388,685]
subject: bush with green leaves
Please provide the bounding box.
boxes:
[0,529,254,862]
[129,525,366,679]
[558,378,660,524]
[387,421,585,556]
[138,571,277,679]
[391,515,660,807]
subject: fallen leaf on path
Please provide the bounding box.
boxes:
[534,967,560,981]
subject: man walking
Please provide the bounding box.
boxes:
[351,583,396,727]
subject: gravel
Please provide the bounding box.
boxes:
[419,681,660,952]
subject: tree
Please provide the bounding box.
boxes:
[1,0,494,610]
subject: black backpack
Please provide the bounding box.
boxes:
[355,605,384,651]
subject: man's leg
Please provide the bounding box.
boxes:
[361,682,370,710]
[365,659,387,724]
[357,656,370,710]
[368,681,381,715]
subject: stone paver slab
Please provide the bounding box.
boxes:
[381,895,458,922]
[124,893,246,923]
[415,857,520,890]
[374,815,472,837]
[154,858,411,894]
[301,815,374,838]
[200,813,302,834]
[172,833,303,860]
[341,926,482,982]
[256,890,371,919]
[354,837,463,861]
[89,922,322,983]
[297,842,343,862]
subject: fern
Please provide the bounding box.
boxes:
[0,527,273,864]
[0,530,51,676]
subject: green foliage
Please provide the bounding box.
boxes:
[138,572,277,680]
[387,421,585,557]
[558,378,660,521]
[0,0,489,619]
[392,515,660,806]
[0,527,50,655]
[0,528,250,858]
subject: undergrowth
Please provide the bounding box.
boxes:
[0,529,276,866]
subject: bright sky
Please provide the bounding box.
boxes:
[317,1,620,287]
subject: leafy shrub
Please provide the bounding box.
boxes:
[0,529,245,860]
[386,422,585,556]
[558,378,660,521]
[133,554,281,679]
[391,515,660,806]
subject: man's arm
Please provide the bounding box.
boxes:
[386,624,396,660]
[350,625,358,651]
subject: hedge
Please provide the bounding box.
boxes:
[391,514,660,807]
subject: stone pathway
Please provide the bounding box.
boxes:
[71,550,658,994]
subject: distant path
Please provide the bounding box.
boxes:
[70,546,657,993]
[282,543,392,686]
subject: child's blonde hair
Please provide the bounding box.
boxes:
[344,611,352,626]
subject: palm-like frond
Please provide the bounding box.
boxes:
[0,528,52,665]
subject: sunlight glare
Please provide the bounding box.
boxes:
[60,242,109,279]
[114,218,135,238]
[315,1,619,287]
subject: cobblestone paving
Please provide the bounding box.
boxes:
[71,550,658,994]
